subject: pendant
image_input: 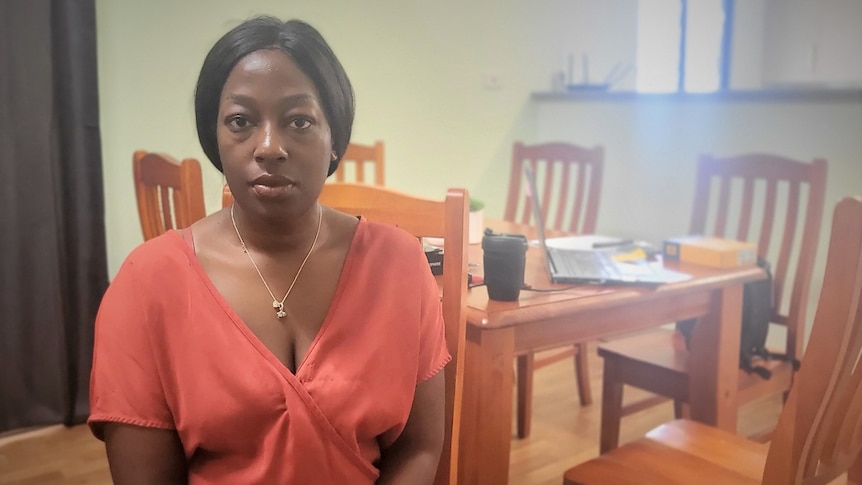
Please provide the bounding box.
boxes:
[274,301,286,319]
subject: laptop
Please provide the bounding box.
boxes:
[524,164,688,285]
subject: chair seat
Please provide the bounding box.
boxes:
[598,329,794,405]
[564,420,767,485]
[599,329,690,372]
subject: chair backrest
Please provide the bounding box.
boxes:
[317,183,468,485]
[504,141,603,234]
[222,183,234,209]
[133,150,206,241]
[221,141,386,209]
[333,140,385,185]
[690,154,827,360]
[762,197,862,484]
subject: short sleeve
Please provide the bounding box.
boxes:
[415,249,451,383]
[88,257,174,439]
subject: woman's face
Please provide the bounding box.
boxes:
[217,48,332,220]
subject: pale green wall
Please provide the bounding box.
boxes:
[97,0,641,276]
[97,0,861,342]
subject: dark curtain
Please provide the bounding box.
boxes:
[0,0,107,432]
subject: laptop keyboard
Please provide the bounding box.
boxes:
[551,249,620,278]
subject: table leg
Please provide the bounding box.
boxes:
[458,325,515,485]
[687,285,743,431]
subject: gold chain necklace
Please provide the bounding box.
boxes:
[230,204,322,319]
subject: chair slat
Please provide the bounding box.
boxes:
[715,175,731,236]
[737,177,755,241]
[338,141,385,186]
[773,181,801,314]
[133,151,206,241]
[758,179,778,257]
[567,163,587,234]
[554,162,572,230]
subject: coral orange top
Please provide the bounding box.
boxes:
[89,218,450,484]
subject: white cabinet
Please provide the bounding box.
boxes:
[762,0,862,87]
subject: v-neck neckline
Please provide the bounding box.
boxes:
[169,218,365,378]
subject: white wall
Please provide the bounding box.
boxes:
[97,1,862,339]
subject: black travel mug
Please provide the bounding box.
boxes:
[482,232,528,301]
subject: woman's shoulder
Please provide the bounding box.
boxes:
[324,206,419,250]
[117,231,193,279]
[357,218,424,254]
[361,218,415,239]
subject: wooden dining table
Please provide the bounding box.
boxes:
[456,221,766,485]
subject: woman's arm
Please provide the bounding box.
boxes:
[103,423,188,485]
[376,370,446,485]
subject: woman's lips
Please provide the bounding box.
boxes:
[251,174,295,198]
[252,182,294,198]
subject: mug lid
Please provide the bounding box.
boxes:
[482,233,528,252]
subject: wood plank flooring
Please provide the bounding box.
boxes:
[0,347,794,485]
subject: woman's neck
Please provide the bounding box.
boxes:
[230,203,322,255]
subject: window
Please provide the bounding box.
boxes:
[636,0,732,93]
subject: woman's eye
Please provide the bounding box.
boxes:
[289,117,312,129]
[227,115,251,130]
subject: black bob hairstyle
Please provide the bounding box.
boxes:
[194,17,355,175]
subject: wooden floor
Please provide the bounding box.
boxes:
[0,347,790,485]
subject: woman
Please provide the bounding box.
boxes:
[89,17,448,484]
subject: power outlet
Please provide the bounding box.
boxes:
[483,73,502,90]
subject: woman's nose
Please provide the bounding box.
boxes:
[253,123,287,162]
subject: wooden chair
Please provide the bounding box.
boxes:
[333,140,385,185]
[222,141,385,208]
[505,141,604,439]
[317,183,468,485]
[221,183,234,210]
[563,196,862,485]
[597,153,827,453]
[133,150,206,241]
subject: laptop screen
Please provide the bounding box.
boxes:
[522,162,691,286]
[523,163,561,275]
